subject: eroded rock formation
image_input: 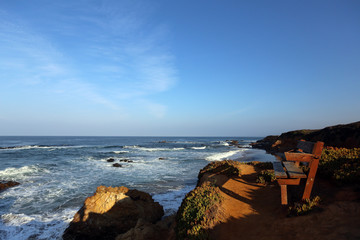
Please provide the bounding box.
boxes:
[63,186,164,240]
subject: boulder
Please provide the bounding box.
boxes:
[0,180,20,192]
[113,163,122,167]
[107,158,115,162]
[63,186,164,240]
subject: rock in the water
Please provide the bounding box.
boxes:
[107,158,115,162]
[113,163,122,167]
[63,186,164,240]
[119,159,131,162]
[227,140,239,146]
[0,181,20,192]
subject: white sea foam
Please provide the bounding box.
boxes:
[113,150,129,154]
[241,144,252,148]
[205,150,244,161]
[152,185,195,216]
[191,146,206,150]
[209,141,230,147]
[0,208,77,240]
[123,145,139,149]
[123,146,185,152]
[0,145,80,151]
[0,165,47,181]
[139,147,185,152]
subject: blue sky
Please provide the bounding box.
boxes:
[0,0,359,136]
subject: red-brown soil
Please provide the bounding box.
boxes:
[206,164,360,240]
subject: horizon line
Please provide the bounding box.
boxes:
[0,135,265,138]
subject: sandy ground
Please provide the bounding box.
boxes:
[205,164,360,240]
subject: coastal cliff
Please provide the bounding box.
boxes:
[252,121,360,153]
[63,122,360,239]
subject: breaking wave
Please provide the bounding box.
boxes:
[205,150,245,161]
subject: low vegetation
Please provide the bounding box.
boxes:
[256,169,276,184]
[245,161,275,184]
[319,147,360,185]
[176,182,223,240]
[198,160,242,180]
[287,196,321,217]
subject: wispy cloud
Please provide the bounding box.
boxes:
[0,0,177,118]
[0,17,62,84]
[74,1,177,95]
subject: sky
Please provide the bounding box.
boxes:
[0,0,359,136]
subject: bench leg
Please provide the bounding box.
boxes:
[302,177,314,200]
[280,185,288,205]
[302,158,319,200]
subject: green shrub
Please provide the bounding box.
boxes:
[287,196,321,217]
[256,169,275,184]
[198,160,242,180]
[176,183,223,240]
[319,147,360,185]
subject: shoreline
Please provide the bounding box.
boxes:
[1,122,359,239]
[0,137,261,239]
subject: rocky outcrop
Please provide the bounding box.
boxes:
[252,121,360,153]
[116,216,176,240]
[63,186,164,240]
[0,180,20,192]
[250,135,279,152]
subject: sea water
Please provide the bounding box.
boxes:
[0,136,275,239]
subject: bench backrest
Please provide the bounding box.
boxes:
[297,140,324,158]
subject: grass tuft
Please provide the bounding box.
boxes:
[287,196,321,217]
[256,169,276,184]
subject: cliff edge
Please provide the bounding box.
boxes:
[252,121,360,153]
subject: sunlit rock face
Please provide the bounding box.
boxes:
[63,186,164,240]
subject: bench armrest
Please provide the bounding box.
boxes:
[284,152,315,162]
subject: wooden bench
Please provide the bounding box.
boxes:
[273,140,324,205]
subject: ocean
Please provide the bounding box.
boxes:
[0,136,275,239]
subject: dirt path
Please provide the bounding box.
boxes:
[208,164,360,240]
